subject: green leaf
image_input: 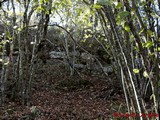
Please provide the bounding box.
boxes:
[39,0,43,4]
[67,0,72,5]
[116,2,123,9]
[149,52,155,57]
[133,69,139,74]
[81,40,86,43]
[147,30,154,37]
[114,1,123,9]
[144,41,154,48]
[45,10,50,15]
[118,11,130,18]
[116,19,121,25]
[94,4,102,9]
[36,6,45,11]
[17,27,23,31]
[124,24,130,32]
[97,0,111,6]
[84,34,89,39]
[158,47,160,52]
[139,28,144,35]
[143,71,149,78]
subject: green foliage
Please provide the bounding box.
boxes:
[81,39,86,43]
[147,30,154,37]
[124,24,130,32]
[36,6,45,11]
[143,41,154,48]
[133,69,139,74]
[93,4,102,9]
[143,71,149,78]
[36,4,50,14]
[114,2,123,9]
[39,0,44,4]
[117,11,130,19]
[97,0,111,6]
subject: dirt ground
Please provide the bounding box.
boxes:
[0,59,125,120]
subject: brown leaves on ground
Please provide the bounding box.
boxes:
[0,60,125,120]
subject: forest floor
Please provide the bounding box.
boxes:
[0,59,125,120]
